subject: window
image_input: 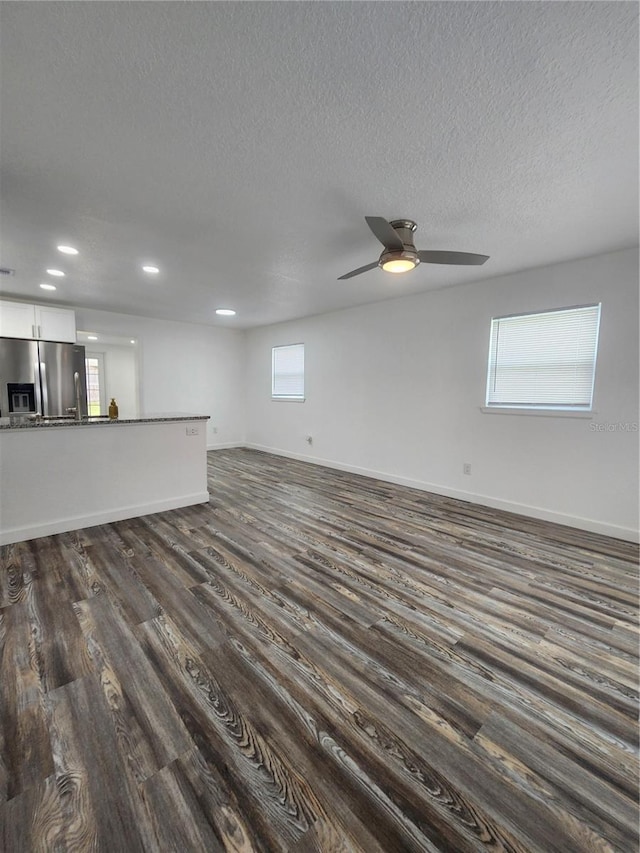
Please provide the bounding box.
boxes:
[85,353,106,416]
[485,304,601,411]
[272,343,304,400]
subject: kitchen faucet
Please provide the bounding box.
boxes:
[66,372,83,420]
[73,371,82,420]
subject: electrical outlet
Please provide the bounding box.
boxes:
[212,426,218,434]
[186,425,199,436]
[463,463,472,475]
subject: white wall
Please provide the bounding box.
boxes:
[244,248,639,541]
[103,344,139,419]
[86,343,139,419]
[74,307,245,448]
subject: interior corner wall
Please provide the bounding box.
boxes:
[244,248,639,542]
[73,307,246,449]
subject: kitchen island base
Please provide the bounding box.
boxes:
[0,416,209,545]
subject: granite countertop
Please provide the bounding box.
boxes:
[0,413,210,430]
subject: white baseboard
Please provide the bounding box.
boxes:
[0,492,210,546]
[244,443,639,543]
[207,441,244,451]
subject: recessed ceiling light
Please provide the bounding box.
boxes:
[215,309,236,316]
[57,245,78,255]
[130,339,136,344]
[87,335,98,341]
[46,268,65,277]
[39,283,57,291]
[142,265,159,274]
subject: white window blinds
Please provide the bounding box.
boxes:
[272,343,305,400]
[486,304,601,410]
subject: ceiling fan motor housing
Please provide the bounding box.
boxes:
[378,220,420,269]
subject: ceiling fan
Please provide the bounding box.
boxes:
[338,217,489,280]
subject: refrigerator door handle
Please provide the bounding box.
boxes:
[33,348,43,415]
[40,360,48,416]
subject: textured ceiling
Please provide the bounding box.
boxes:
[0,1,637,329]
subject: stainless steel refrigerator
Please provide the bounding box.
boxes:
[0,338,87,420]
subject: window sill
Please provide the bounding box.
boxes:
[272,396,305,403]
[480,406,595,419]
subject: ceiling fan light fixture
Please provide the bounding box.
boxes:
[381,257,417,274]
[379,248,419,275]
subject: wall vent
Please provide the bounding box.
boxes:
[0,267,15,276]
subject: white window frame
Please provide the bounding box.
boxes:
[484,304,601,415]
[272,343,305,401]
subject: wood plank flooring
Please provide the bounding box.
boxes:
[1,447,638,851]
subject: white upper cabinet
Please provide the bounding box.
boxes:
[35,305,77,343]
[0,300,76,342]
[0,301,35,339]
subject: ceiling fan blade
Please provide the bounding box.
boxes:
[365,216,404,251]
[418,250,489,266]
[337,262,379,280]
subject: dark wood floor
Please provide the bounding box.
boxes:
[1,448,638,852]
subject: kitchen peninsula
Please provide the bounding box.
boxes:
[0,414,210,545]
